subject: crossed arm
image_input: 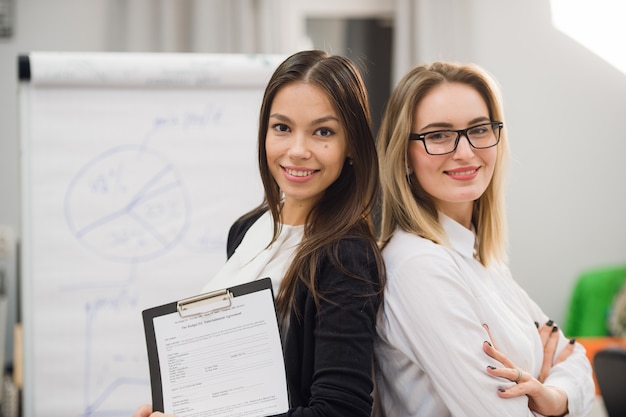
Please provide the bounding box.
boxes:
[483,321,575,417]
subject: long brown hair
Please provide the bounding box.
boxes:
[256,50,384,319]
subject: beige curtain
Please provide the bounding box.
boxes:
[105,0,298,54]
[392,0,472,84]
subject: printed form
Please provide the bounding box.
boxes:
[148,286,288,417]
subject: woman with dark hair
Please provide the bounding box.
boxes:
[133,49,385,417]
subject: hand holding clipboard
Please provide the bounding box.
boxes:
[142,278,289,417]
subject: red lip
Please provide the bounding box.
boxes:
[444,166,479,180]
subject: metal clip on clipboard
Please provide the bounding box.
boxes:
[177,289,233,318]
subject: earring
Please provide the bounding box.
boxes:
[348,157,354,166]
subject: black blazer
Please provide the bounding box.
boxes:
[226,209,381,417]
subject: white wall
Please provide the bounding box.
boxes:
[0,0,625,357]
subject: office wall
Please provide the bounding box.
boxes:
[0,0,625,356]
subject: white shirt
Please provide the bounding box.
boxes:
[201,211,303,294]
[375,214,595,417]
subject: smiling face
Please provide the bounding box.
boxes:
[265,82,348,225]
[409,81,498,226]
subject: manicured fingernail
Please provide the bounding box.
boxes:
[569,338,576,344]
[546,319,554,326]
[498,388,506,392]
[484,341,492,347]
[552,326,558,332]
[487,365,496,370]
[534,321,539,328]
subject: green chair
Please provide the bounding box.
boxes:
[564,265,626,337]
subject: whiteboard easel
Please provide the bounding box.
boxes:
[18,52,283,417]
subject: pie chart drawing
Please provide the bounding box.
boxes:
[64,144,191,263]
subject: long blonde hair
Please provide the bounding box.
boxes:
[377,61,510,266]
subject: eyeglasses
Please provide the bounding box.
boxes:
[409,121,503,155]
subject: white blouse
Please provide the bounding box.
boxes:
[201,211,303,295]
[375,214,595,417]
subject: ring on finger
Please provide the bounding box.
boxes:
[513,368,523,383]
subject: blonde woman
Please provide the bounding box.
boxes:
[374,61,594,417]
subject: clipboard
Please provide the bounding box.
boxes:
[142,278,289,417]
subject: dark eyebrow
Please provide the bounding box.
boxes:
[419,116,491,132]
[269,113,340,126]
[311,115,340,125]
[269,113,290,123]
